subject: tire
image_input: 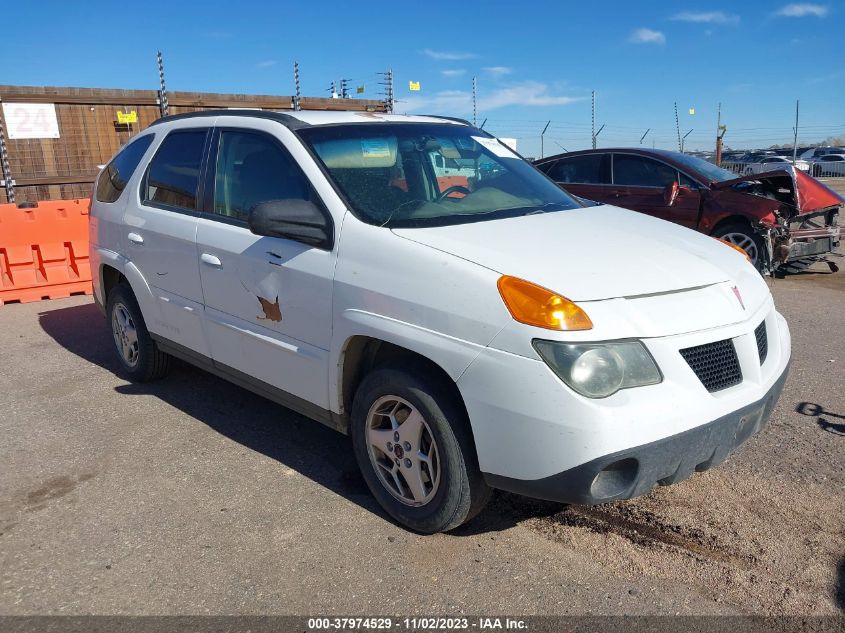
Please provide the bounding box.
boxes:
[713,222,766,272]
[106,282,171,382]
[351,366,491,533]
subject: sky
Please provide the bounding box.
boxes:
[2,1,843,158]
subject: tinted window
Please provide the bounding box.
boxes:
[143,130,207,211]
[613,154,678,187]
[212,130,312,222]
[547,154,605,184]
[95,135,154,203]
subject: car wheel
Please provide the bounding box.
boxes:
[713,222,766,272]
[351,366,491,533]
[106,283,171,381]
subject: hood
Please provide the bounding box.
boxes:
[392,205,746,302]
[710,168,843,216]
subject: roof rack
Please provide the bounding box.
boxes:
[147,109,309,129]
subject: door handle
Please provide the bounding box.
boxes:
[127,232,144,245]
[200,253,222,267]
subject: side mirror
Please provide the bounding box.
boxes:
[663,181,680,207]
[248,199,333,249]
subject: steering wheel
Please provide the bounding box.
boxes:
[436,185,471,201]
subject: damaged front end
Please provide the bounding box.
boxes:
[712,167,842,275]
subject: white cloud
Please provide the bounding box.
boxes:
[422,48,478,60]
[670,11,740,25]
[401,81,582,115]
[441,69,466,77]
[483,66,513,76]
[775,3,828,16]
[256,60,277,68]
[629,28,666,44]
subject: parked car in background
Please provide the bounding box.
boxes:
[800,146,845,161]
[809,154,845,177]
[90,111,793,533]
[743,155,810,174]
[535,148,841,273]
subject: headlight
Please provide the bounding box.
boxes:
[532,340,662,398]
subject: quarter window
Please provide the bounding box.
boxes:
[212,130,312,222]
[143,130,207,211]
[547,154,605,184]
[613,154,678,188]
[95,135,154,203]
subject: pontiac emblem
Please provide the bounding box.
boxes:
[731,286,745,310]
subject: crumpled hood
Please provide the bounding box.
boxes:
[393,205,745,302]
[710,167,844,216]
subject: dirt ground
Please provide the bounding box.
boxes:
[0,264,843,617]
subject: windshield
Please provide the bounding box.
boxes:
[298,123,580,228]
[670,153,739,183]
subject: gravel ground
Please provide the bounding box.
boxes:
[0,266,842,616]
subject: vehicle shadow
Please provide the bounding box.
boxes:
[795,402,845,436]
[38,302,537,534]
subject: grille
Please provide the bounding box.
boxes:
[755,320,768,365]
[680,339,743,393]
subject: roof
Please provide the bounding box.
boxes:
[148,109,468,129]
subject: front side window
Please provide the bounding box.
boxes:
[143,130,207,211]
[212,130,312,222]
[547,154,606,184]
[613,154,679,188]
[298,123,580,228]
[96,134,154,203]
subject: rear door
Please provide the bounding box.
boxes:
[543,153,611,202]
[195,122,336,410]
[609,153,701,229]
[123,127,211,356]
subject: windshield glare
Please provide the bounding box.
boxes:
[298,123,580,228]
[670,153,738,183]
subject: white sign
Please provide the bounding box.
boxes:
[2,103,60,139]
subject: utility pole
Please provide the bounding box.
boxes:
[792,100,799,164]
[715,102,722,164]
[340,79,349,99]
[640,128,650,144]
[328,80,337,98]
[0,109,14,204]
[157,50,169,118]
[674,102,681,152]
[540,120,550,158]
[472,76,477,126]
[591,90,596,149]
[681,129,693,153]
[593,124,605,147]
[379,69,394,113]
[293,61,302,111]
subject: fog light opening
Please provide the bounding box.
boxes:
[590,458,639,499]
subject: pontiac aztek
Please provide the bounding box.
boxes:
[90,110,791,533]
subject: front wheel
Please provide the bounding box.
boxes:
[713,222,766,272]
[351,366,491,533]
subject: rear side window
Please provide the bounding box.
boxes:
[95,135,154,203]
[547,154,605,184]
[613,154,677,188]
[143,130,207,211]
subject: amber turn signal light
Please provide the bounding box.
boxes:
[497,275,593,331]
[716,238,752,263]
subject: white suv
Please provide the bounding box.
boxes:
[90,110,791,533]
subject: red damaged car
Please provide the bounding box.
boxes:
[535,148,842,273]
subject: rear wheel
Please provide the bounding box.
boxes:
[713,222,765,271]
[106,283,171,381]
[351,366,491,533]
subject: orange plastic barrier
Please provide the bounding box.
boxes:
[0,199,92,307]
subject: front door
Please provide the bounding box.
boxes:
[610,153,701,229]
[195,126,336,410]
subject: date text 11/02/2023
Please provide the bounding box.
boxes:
[306,617,528,630]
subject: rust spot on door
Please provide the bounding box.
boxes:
[257,296,282,322]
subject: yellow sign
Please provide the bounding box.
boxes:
[356,85,365,94]
[116,110,138,124]
[688,107,695,115]
[409,81,421,91]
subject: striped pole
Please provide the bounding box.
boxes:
[0,107,15,204]
[293,61,301,111]
[157,50,169,118]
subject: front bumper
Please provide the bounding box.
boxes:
[484,363,789,504]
